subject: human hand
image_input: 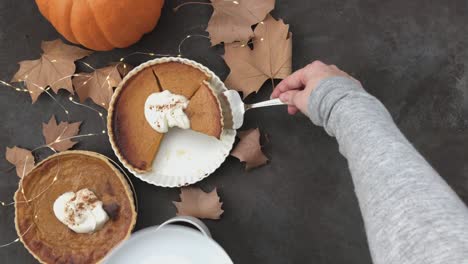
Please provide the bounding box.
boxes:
[271,60,359,115]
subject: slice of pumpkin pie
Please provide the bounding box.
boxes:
[186,81,223,138]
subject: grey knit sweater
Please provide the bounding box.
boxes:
[307,77,468,264]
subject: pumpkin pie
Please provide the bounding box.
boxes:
[108,61,223,173]
[15,151,136,264]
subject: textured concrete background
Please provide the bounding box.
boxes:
[0,0,467,263]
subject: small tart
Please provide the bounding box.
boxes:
[108,60,224,173]
[15,151,136,264]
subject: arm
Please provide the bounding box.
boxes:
[272,61,468,264]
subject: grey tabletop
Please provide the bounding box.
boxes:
[1,1,467,263]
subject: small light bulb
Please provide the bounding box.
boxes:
[119,58,124,62]
[98,112,103,117]
[102,130,106,134]
[149,53,155,56]
[69,96,73,101]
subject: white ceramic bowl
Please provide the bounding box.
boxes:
[104,216,233,264]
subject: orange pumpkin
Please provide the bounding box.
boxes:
[35,0,165,51]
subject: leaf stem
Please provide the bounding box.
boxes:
[173,1,212,12]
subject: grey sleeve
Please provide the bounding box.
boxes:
[307,77,468,264]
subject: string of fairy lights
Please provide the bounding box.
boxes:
[0,61,127,247]
[173,0,241,12]
[0,12,269,247]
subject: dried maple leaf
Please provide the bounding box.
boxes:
[42,116,82,152]
[173,187,224,220]
[11,39,92,103]
[5,146,35,178]
[206,0,275,45]
[73,65,123,110]
[224,14,292,98]
[231,128,268,170]
[114,62,134,77]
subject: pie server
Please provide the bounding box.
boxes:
[220,90,286,130]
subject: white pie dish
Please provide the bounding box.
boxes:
[107,57,236,187]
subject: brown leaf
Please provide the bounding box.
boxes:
[207,0,275,45]
[224,14,292,98]
[231,128,268,170]
[11,39,92,103]
[114,62,134,77]
[73,65,123,110]
[42,116,82,152]
[173,187,224,220]
[5,146,35,178]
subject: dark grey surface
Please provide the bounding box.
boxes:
[0,0,467,263]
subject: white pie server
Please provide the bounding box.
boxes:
[222,90,285,129]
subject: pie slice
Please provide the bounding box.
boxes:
[186,81,223,138]
[108,61,223,173]
[151,62,208,98]
[111,67,164,172]
[15,151,136,264]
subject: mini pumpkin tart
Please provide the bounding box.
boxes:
[15,151,136,264]
[108,60,224,173]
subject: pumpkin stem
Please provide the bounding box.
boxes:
[173,1,212,12]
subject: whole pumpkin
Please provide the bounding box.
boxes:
[35,0,165,51]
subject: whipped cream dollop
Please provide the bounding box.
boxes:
[144,90,190,133]
[53,188,109,234]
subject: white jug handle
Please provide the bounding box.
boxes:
[156,216,211,238]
